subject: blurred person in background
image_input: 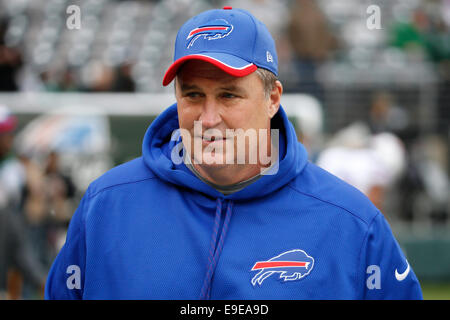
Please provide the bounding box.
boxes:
[366,90,448,224]
[0,205,47,299]
[16,151,76,298]
[112,62,136,92]
[427,2,450,177]
[388,6,431,60]
[57,68,79,92]
[0,105,46,299]
[316,123,406,217]
[17,152,54,299]
[389,1,450,143]
[42,151,76,260]
[287,0,338,102]
[368,91,411,137]
[80,60,116,92]
[0,105,25,210]
[389,3,450,64]
[403,134,449,224]
[0,19,22,92]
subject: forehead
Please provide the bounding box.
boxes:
[176,60,256,86]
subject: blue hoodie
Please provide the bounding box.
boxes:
[45,104,422,299]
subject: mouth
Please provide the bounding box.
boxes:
[203,135,221,142]
[204,136,225,145]
[195,135,228,142]
[195,135,229,148]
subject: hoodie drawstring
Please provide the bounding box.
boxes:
[199,198,234,300]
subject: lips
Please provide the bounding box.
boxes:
[203,135,217,142]
[200,135,228,146]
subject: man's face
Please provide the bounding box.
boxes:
[175,60,278,169]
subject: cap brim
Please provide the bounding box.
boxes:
[162,52,257,86]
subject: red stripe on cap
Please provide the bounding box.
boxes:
[162,54,256,86]
[251,261,308,270]
[188,26,228,38]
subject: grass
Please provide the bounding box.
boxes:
[421,282,450,300]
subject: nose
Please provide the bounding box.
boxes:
[198,97,222,128]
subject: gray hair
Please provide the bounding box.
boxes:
[254,68,278,99]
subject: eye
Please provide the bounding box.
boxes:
[185,91,203,99]
[221,92,237,99]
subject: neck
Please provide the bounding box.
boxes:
[192,163,263,186]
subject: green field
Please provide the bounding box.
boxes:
[421,283,450,300]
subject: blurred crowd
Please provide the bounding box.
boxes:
[0,0,449,299]
[1,106,76,299]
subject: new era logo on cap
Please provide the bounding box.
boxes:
[162,7,278,86]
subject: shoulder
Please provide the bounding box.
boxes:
[86,157,157,199]
[288,161,379,227]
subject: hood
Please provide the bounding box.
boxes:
[142,103,308,201]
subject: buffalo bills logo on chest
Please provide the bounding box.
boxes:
[186,19,233,48]
[251,249,314,286]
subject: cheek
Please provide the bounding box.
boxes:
[236,99,270,130]
[177,105,197,130]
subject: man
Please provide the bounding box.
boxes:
[316,123,406,213]
[0,106,46,299]
[0,105,26,210]
[45,7,422,299]
[0,205,47,299]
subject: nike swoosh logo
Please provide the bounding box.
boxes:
[395,260,410,281]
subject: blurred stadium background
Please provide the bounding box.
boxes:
[0,0,449,299]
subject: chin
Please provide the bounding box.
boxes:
[198,151,229,168]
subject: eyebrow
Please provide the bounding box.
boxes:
[179,82,246,95]
[180,83,202,92]
[218,85,245,94]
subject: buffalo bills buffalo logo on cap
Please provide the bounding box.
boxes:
[251,249,314,286]
[186,19,233,48]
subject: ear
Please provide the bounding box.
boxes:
[268,80,283,118]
